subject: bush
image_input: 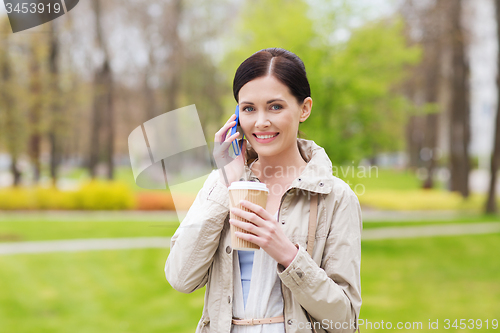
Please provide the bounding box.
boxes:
[134,192,197,211]
[0,180,135,210]
[135,192,176,210]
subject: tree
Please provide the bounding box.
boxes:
[222,0,420,165]
[485,0,500,213]
[27,35,45,184]
[0,19,26,186]
[448,0,471,198]
[48,21,64,187]
[399,0,445,188]
[89,0,115,179]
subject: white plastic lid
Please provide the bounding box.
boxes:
[228,181,269,192]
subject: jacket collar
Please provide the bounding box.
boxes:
[242,138,334,194]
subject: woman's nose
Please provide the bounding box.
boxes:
[255,111,271,128]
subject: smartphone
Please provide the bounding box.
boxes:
[230,105,245,156]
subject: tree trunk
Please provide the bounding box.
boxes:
[104,62,114,180]
[448,0,471,198]
[28,43,43,184]
[49,21,63,187]
[89,0,114,179]
[422,48,441,188]
[485,0,500,213]
[163,0,183,173]
[0,33,23,186]
[144,72,157,121]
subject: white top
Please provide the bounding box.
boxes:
[231,210,285,333]
[228,181,269,192]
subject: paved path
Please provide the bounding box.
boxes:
[362,222,500,240]
[1,223,499,255]
[361,209,468,222]
[0,237,171,255]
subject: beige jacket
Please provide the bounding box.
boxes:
[165,138,362,333]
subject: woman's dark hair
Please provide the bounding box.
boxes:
[233,48,311,105]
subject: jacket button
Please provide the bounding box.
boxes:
[239,178,244,181]
[319,182,324,187]
[281,220,285,225]
[226,246,232,254]
[287,319,293,325]
[298,178,302,181]
[228,296,231,303]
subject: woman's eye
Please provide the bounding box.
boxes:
[243,106,255,112]
[270,104,282,110]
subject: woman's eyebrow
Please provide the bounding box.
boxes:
[240,99,286,105]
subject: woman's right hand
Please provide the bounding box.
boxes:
[213,113,247,188]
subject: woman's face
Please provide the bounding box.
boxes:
[238,75,312,159]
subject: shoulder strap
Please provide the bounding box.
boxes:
[305,193,319,333]
[306,193,318,256]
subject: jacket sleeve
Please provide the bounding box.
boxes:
[277,186,362,333]
[165,170,230,294]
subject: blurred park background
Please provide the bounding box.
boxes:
[1,0,499,332]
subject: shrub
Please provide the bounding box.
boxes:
[135,192,176,210]
[0,180,135,210]
[74,180,135,210]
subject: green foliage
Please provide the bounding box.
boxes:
[303,17,421,164]
[220,0,316,109]
[221,0,421,164]
[0,181,135,210]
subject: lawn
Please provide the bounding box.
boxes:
[361,233,500,331]
[0,249,205,333]
[0,212,179,242]
[2,212,500,241]
[0,233,498,332]
[0,220,178,242]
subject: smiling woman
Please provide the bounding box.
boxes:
[165,48,363,333]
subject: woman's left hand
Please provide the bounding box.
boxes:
[229,200,298,268]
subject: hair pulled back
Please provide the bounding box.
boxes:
[233,48,311,105]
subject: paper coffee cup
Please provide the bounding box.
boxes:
[228,181,269,251]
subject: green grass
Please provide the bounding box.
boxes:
[360,234,500,331]
[0,249,205,333]
[2,212,500,241]
[363,214,500,229]
[339,167,444,191]
[0,215,178,242]
[0,234,498,332]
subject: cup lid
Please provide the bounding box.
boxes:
[228,181,269,192]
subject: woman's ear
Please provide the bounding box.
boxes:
[299,97,313,123]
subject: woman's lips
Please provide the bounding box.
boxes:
[253,133,279,143]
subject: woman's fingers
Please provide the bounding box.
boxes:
[229,219,262,237]
[225,131,239,142]
[215,121,236,142]
[215,114,237,141]
[230,206,265,227]
[240,200,274,221]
